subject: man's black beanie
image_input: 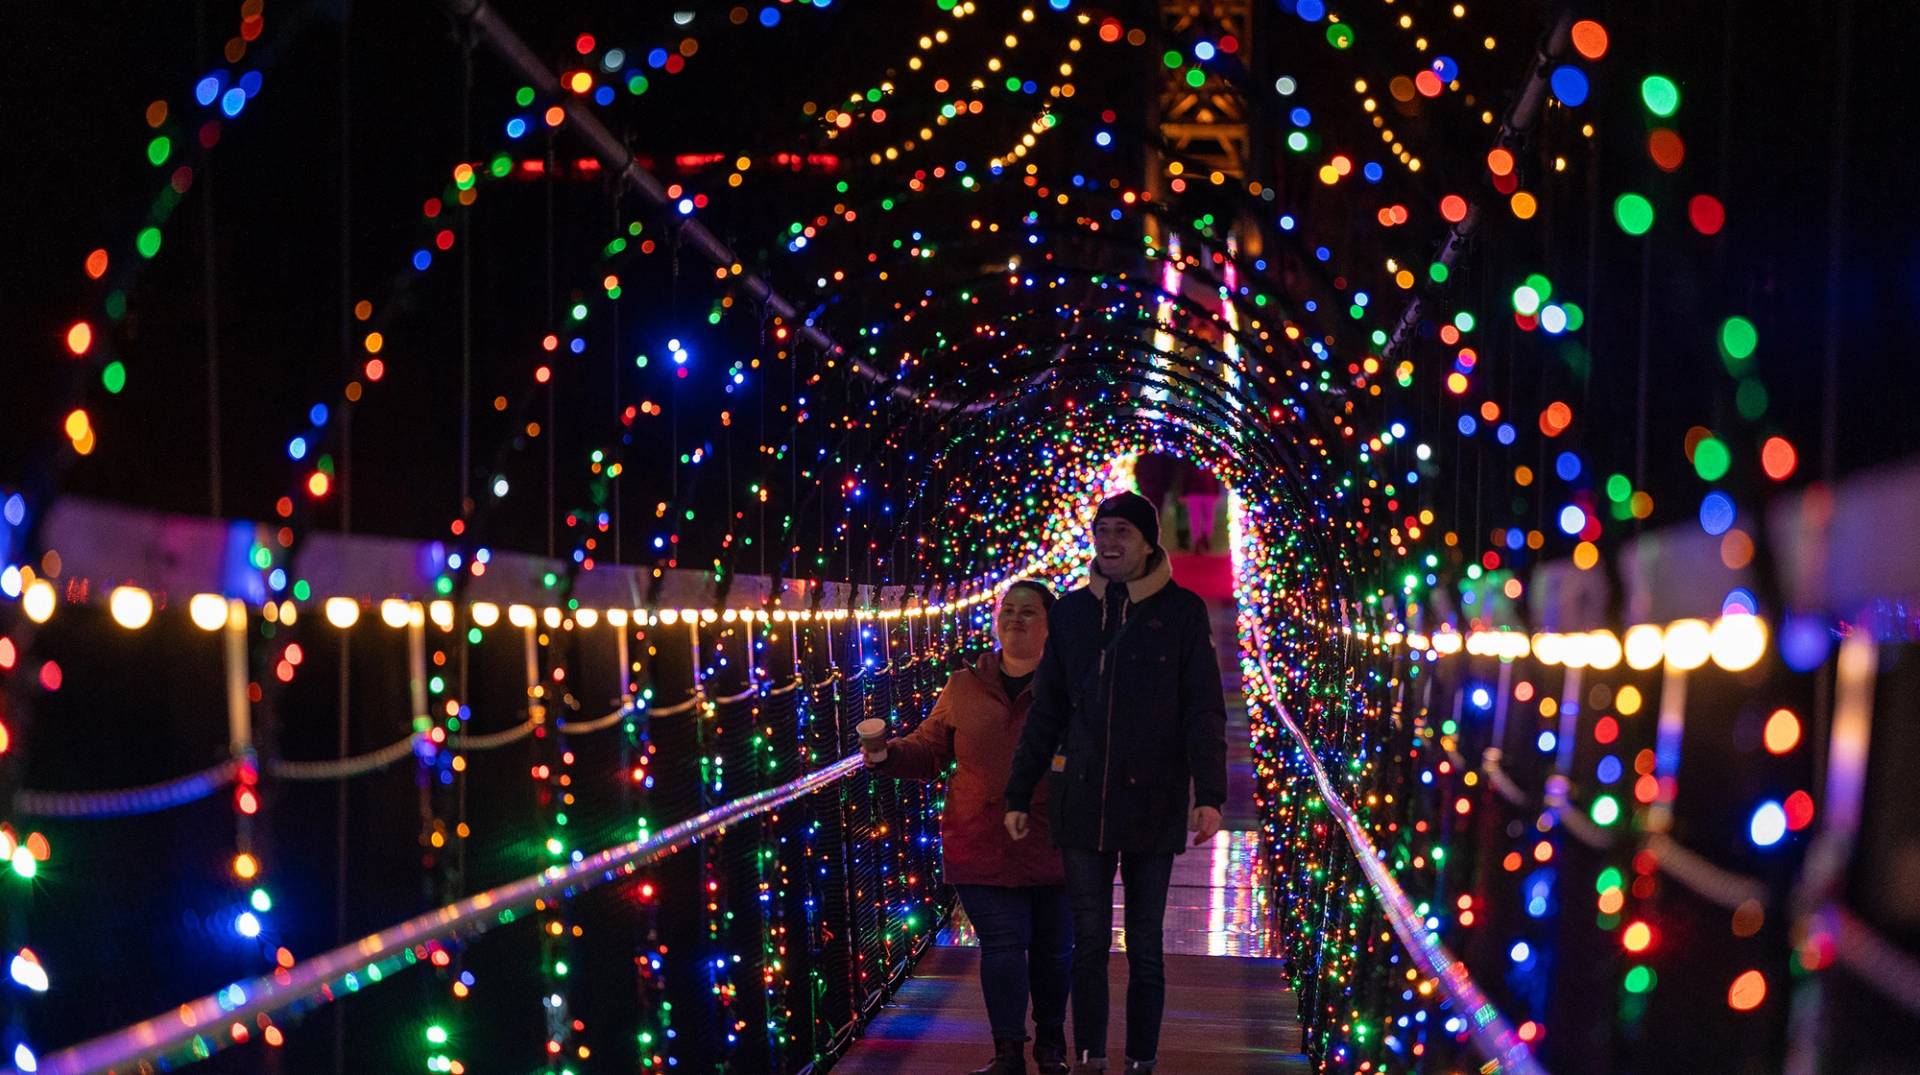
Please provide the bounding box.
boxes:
[1093,490,1162,550]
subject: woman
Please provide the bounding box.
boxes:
[864,579,1070,1075]
[1180,465,1222,554]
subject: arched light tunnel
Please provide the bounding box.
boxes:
[0,1,1914,1074]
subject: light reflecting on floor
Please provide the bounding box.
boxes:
[938,830,1279,957]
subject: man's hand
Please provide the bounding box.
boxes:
[860,744,888,767]
[1004,811,1031,841]
[1189,805,1222,846]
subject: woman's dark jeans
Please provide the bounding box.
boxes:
[1060,848,1175,1063]
[953,883,1073,1041]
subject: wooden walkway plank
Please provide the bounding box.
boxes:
[828,945,1309,1074]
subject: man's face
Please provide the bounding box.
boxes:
[1092,516,1150,581]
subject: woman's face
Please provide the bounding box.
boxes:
[995,587,1049,661]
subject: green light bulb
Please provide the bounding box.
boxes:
[1640,75,1680,117]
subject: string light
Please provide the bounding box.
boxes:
[0,3,1870,1072]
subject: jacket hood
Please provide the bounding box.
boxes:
[1085,548,1172,604]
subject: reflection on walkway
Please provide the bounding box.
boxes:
[833,941,1309,1075]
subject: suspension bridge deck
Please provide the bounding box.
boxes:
[829,940,1307,1074]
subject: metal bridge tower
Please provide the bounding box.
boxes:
[1146,0,1262,255]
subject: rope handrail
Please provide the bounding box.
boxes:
[647,692,703,717]
[713,683,762,705]
[1829,904,1920,1019]
[1554,798,1616,852]
[1486,753,1770,910]
[1643,833,1768,910]
[20,752,866,1075]
[551,702,639,736]
[1249,622,1545,1075]
[1480,751,1533,808]
[11,759,242,819]
[270,735,421,781]
[9,677,815,812]
[458,718,537,750]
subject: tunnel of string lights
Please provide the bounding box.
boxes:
[2,0,1918,1073]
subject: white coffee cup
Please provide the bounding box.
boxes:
[856,717,888,761]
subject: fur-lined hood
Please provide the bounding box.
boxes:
[1083,548,1172,604]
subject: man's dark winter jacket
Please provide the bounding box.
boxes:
[1004,552,1228,854]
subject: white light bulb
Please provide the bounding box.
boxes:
[1709,614,1768,672]
[108,585,153,629]
[1663,619,1712,671]
[324,598,361,629]
[21,579,55,624]
[189,593,231,632]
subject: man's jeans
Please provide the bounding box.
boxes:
[1060,848,1175,1063]
[953,883,1073,1041]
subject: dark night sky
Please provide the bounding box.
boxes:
[2,0,1918,577]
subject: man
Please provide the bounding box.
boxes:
[1003,490,1228,1074]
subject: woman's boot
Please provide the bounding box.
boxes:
[967,1036,1030,1075]
[1032,1024,1069,1074]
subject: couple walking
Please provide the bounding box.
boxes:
[863,491,1229,1074]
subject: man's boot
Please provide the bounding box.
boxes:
[1122,1059,1156,1074]
[1032,1024,1069,1075]
[967,1036,1029,1075]
[1071,1049,1108,1073]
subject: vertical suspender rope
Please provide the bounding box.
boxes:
[610,193,623,567]
[1818,0,1851,486]
[688,616,720,1050]
[669,233,681,502]
[824,618,857,1023]
[198,2,223,520]
[454,24,475,905]
[725,324,736,579]
[1793,9,1867,994]
[1581,76,1600,409]
[544,132,557,558]
[1632,240,1651,537]
[1645,660,1692,836]
[332,8,354,1072]
[458,37,473,516]
[223,601,253,760]
[224,597,257,969]
[409,610,432,866]
[1786,629,1878,1074]
[522,620,544,722]
[759,308,770,578]
[615,622,632,712]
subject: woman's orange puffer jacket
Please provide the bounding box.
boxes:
[872,650,1065,887]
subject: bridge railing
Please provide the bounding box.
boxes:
[1245,620,1547,1075]
[30,755,863,1075]
[4,612,966,1075]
